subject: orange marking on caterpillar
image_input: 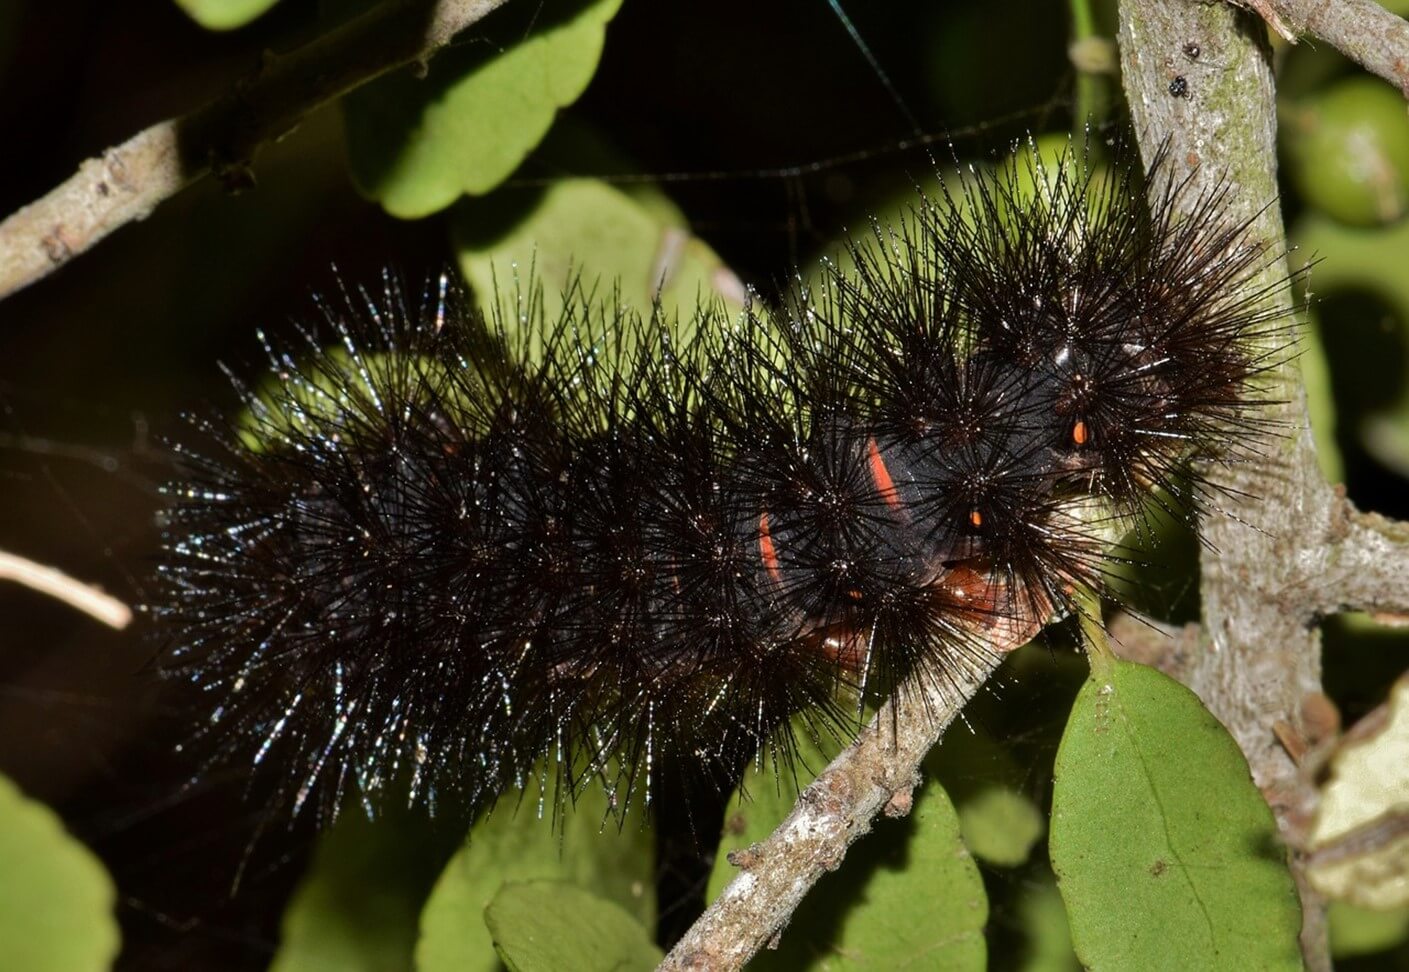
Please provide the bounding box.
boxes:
[758,510,782,585]
[969,509,983,528]
[1072,419,1089,445]
[932,562,1049,652]
[866,437,902,512]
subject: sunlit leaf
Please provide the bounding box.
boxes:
[1016,879,1079,972]
[173,0,281,30]
[345,0,624,218]
[452,176,744,339]
[270,810,451,972]
[1328,900,1409,958]
[1050,660,1302,970]
[0,774,119,972]
[485,881,660,972]
[416,785,653,972]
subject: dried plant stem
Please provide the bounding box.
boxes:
[0,0,511,301]
[0,550,132,629]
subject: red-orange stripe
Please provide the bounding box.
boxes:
[758,510,782,584]
[866,437,902,512]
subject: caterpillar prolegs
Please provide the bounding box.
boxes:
[147,146,1290,822]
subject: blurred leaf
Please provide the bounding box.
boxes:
[345,0,624,218]
[270,810,450,972]
[1299,308,1346,483]
[484,881,660,972]
[1050,660,1302,971]
[1283,77,1409,227]
[416,785,653,972]
[173,0,281,30]
[928,721,1043,867]
[1017,879,1079,972]
[452,176,744,339]
[1328,900,1409,958]
[0,774,119,972]
[956,785,1044,868]
[1293,214,1409,481]
[707,726,986,970]
[1307,672,1409,909]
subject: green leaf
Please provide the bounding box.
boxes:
[416,785,654,972]
[452,176,744,343]
[928,720,1044,867]
[173,0,281,30]
[484,881,661,972]
[955,785,1044,868]
[706,728,987,971]
[1327,900,1409,957]
[1291,214,1409,480]
[1049,660,1302,971]
[0,773,119,972]
[345,0,624,218]
[270,810,451,972]
[1016,879,1079,972]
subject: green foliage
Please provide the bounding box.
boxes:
[0,774,119,972]
[706,728,988,970]
[1014,882,1079,972]
[927,722,1046,869]
[1284,77,1409,227]
[1294,214,1409,480]
[269,809,452,972]
[344,0,623,218]
[453,176,743,338]
[1329,901,1409,958]
[484,881,661,972]
[1050,660,1303,971]
[173,0,282,31]
[416,784,654,972]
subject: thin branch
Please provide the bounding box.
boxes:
[0,550,132,629]
[1118,2,1358,967]
[1243,0,1409,93]
[0,0,511,301]
[658,648,1004,972]
[1319,502,1409,616]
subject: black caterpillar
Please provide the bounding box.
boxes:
[147,147,1289,822]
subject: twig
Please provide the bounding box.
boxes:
[0,550,132,629]
[1113,1,1409,966]
[1241,0,1409,94]
[1319,502,1409,616]
[658,648,1003,971]
[0,0,511,301]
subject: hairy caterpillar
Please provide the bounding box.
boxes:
[146,145,1290,824]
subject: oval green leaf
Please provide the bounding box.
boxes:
[270,809,452,972]
[1049,659,1302,970]
[452,176,744,343]
[0,773,119,972]
[706,725,987,970]
[345,0,624,218]
[484,880,661,972]
[173,0,281,30]
[416,786,654,972]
